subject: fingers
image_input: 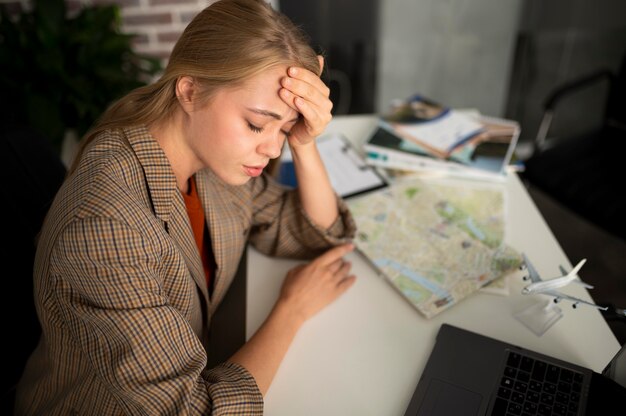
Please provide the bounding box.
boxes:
[315,243,354,267]
[336,261,355,284]
[331,258,357,293]
[279,60,333,142]
[317,245,355,290]
[327,258,345,274]
[279,243,356,323]
[280,68,330,111]
[337,273,357,292]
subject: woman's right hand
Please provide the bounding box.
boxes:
[278,243,356,325]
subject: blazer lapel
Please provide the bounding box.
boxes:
[168,194,210,303]
[124,126,210,305]
[196,169,246,314]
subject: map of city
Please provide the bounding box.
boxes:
[347,176,522,318]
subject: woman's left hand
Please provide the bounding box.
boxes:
[279,56,333,147]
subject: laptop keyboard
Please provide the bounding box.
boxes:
[490,350,584,416]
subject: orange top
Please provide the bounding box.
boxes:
[182,176,213,293]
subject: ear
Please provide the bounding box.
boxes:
[317,55,325,76]
[175,76,196,113]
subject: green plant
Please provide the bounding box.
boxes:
[0,0,162,152]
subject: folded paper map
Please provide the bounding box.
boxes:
[347,175,521,318]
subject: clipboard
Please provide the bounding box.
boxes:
[276,133,388,199]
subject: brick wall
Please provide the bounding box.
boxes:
[0,0,217,65]
[2,0,280,69]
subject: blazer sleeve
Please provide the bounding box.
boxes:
[246,173,356,259]
[51,217,263,415]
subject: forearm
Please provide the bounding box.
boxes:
[228,299,303,396]
[290,142,339,229]
[229,243,356,396]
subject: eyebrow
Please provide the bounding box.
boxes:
[247,107,299,123]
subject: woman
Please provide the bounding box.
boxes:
[15,0,356,414]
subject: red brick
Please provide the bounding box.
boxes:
[93,0,141,6]
[124,12,173,26]
[156,31,182,43]
[130,33,150,45]
[150,0,196,5]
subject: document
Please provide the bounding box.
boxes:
[277,133,388,199]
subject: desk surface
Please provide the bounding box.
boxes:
[246,114,621,416]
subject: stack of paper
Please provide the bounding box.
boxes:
[364,95,521,182]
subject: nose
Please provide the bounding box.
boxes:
[258,132,284,159]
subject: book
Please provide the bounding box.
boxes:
[383,95,485,159]
[346,174,522,318]
[274,132,388,199]
[364,114,520,182]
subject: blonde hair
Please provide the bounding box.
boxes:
[70,0,320,173]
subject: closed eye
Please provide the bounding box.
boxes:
[247,122,263,134]
[249,121,292,138]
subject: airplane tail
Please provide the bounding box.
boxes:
[568,258,587,278]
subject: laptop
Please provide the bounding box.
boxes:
[404,324,626,416]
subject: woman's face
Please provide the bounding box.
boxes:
[186,65,299,186]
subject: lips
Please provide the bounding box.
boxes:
[243,164,267,177]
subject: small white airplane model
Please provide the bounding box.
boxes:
[520,253,608,310]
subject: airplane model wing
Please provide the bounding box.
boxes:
[542,290,609,311]
[521,253,542,283]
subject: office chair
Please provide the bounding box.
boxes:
[0,124,66,414]
[520,52,626,241]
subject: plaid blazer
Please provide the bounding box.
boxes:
[15,126,355,415]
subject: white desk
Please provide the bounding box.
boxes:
[246,115,621,416]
